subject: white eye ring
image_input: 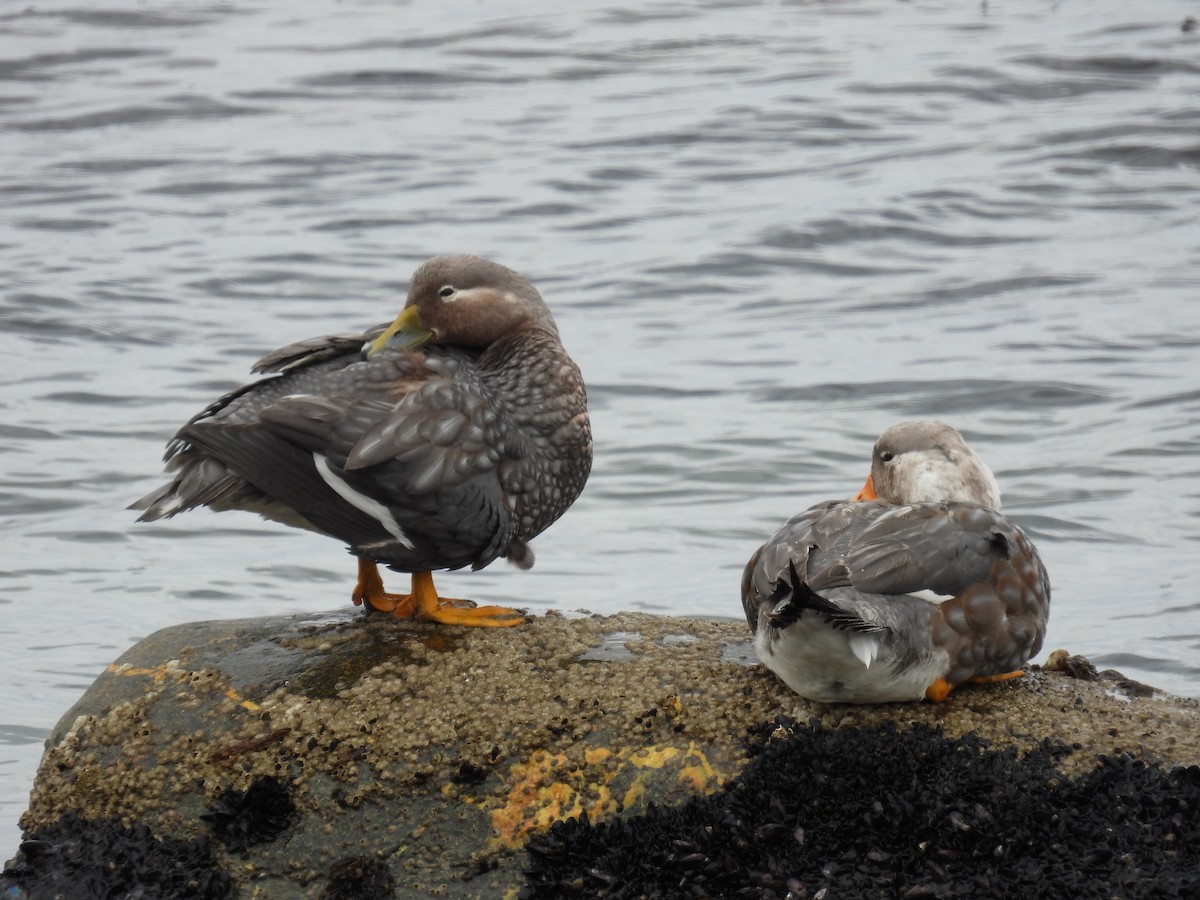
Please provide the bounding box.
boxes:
[880,451,895,463]
[438,285,456,299]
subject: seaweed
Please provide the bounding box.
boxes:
[522,719,1200,899]
[322,855,396,900]
[0,811,232,900]
[201,774,296,851]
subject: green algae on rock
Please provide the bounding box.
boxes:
[6,610,1200,899]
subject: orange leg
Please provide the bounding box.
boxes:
[351,559,417,616]
[351,560,526,627]
[926,669,1025,702]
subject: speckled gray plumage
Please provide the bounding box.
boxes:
[742,421,1050,703]
[133,255,592,578]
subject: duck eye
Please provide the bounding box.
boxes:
[438,285,456,299]
[880,451,895,463]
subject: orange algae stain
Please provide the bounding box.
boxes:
[223,689,261,712]
[106,662,260,712]
[480,742,729,848]
[107,663,171,682]
[485,750,597,846]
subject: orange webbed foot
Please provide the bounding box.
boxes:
[353,561,527,628]
[925,677,955,702]
[927,669,1026,702]
[409,571,527,628]
[417,603,528,627]
[968,670,1025,685]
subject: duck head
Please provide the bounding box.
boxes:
[367,255,559,357]
[853,420,1001,509]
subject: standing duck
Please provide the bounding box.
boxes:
[742,421,1049,702]
[132,255,592,627]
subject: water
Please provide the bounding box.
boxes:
[3,0,1199,848]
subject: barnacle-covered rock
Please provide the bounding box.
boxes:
[4,611,1199,899]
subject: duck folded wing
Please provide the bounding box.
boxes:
[746,502,879,599]
[176,421,409,552]
[745,501,1020,608]
[260,383,505,492]
[250,325,388,374]
[839,503,1015,598]
[179,389,516,571]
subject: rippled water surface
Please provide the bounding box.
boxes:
[3,0,1200,845]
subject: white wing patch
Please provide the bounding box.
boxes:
[908,589,954,605]
[313,453,414,549]
[848,634,881,669]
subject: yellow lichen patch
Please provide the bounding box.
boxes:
[621,779,646,810]
[584,747,612,765]
[480,742,729,848]
[484,749,612,846]
[627,746,679,769]
[679,742,723,792]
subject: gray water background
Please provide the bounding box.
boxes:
[3,0,1200,846]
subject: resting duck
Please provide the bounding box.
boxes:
[741,421,1049,702]
[132,255,592,627]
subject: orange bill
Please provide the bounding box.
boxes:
[853,473,877,501]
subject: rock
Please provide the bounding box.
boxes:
[4,612,1200,899]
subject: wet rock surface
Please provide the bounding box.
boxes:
[4,610,1200,898]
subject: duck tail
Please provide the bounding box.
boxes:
[766,558,883,634]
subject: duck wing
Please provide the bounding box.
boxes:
[837,502,1017,598]
[176,348,519,572]
[742,500,875,632]
[743,501,1037,630]
[841,502,1050,684]
[131,330,374,520]
[134,332,520,571]
[249,324,388,374]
